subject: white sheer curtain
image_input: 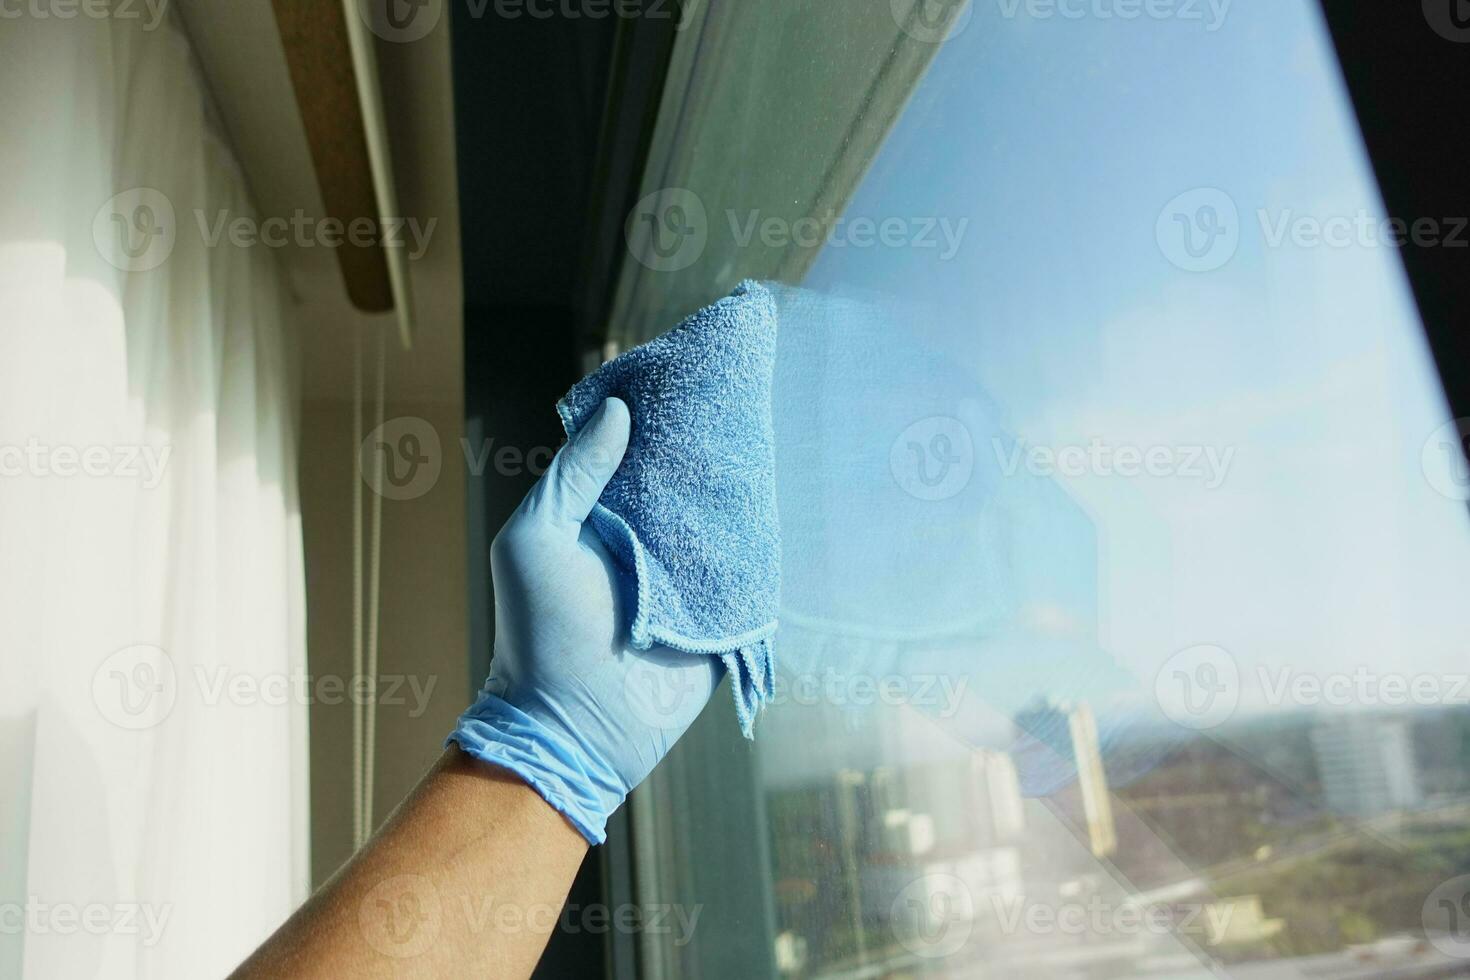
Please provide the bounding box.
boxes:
[0,8,309,979]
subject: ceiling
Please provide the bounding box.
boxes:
[174,0,462,406]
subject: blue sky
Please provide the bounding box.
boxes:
[794,0,1470,726]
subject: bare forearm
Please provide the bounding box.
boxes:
[232,748,588,979]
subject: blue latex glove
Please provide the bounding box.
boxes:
[447,397,724,844]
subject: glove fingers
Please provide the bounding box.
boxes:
[532,397,631,530]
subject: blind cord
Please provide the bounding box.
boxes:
[364,324,386,840]
[351,330,364,848]
[351,325,387,849]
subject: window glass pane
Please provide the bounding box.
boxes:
[614,1,1470,976]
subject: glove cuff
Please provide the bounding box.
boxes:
[446,694,625,845]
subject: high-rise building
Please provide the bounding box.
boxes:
[970,750,1026,846]
[1310,715,1422,818]
[1014,698,1117,857]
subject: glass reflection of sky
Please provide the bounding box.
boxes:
[768,0,1470,752]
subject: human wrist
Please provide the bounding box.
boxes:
[438,748,592,852]
[446,692,625,845]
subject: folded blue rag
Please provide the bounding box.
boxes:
[558,280,781,736]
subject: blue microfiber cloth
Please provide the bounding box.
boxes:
[557,280,780,737]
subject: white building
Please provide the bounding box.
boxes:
[1310,715,1422,819]
[1013,699,1118,858]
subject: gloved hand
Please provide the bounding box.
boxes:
[447,397,724,844]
